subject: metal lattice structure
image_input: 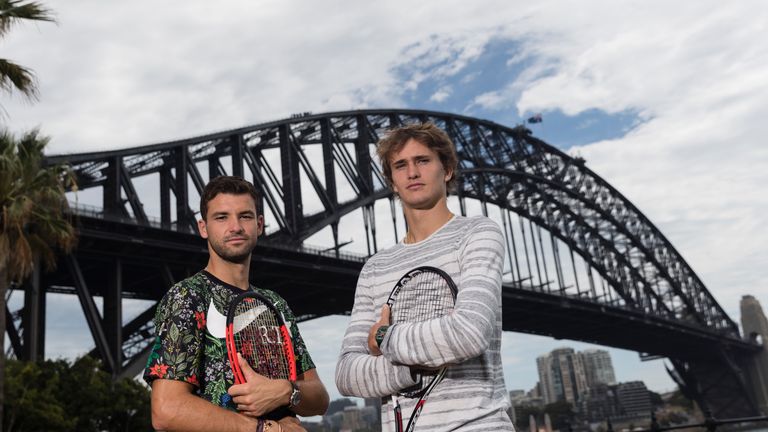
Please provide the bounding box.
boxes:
[7,109,763,417]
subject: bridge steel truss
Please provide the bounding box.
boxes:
[7,109,762,417]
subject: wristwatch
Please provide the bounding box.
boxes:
[288,381,301,409]
[375,325,389,348]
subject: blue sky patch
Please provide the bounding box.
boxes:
[523,108,644,149]
[394,37,644,150]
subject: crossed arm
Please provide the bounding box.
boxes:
[336,220,505,397]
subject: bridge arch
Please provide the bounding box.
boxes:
[23,108,760,416]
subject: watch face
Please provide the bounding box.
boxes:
[290,382,301,407]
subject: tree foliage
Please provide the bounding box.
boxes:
[3,356,152,432]
[0,128,76,278]
[514,401,575,431]
[0,0,55,101]
[0,128,76,432]
[544,400,575,430]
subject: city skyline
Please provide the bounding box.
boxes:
[3,0,768,409]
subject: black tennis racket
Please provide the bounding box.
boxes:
[225,291,297,385]
[386,266,458,432]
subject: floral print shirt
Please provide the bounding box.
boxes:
[143,271,315,410]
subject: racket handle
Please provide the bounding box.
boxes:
[393,395,403,432]
[405,400,426,432]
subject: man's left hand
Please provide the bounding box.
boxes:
[228,353,291,417]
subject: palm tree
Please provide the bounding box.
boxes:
[0,129,76,431]
[0,0,55,102]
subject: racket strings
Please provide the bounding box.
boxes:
[231,300,291,380]
[389,270,457,398]
[391,271,455,324]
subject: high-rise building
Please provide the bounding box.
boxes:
[740,295,768,414]
[580,383,620,422]
[537,347,589,404]
[615,381,651,415]
[580,381,651,422]
[537,354,556,404]
[581,349,617,387]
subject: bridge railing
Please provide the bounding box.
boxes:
[68,201,168,229]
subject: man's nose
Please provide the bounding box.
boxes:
[407,162,420,178]
[229,219,244,232]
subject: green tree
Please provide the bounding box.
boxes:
[544,400,575,431]
[3,359,74,431]
[0,129,75,431]
[3,357,152,432]
[54,356,152,432]
[0,0,54,104]
[514,404,542,429]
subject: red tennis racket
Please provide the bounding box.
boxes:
[225,291,297,384]
[386,266,458,432]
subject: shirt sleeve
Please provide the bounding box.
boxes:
[335,259,418,398]
[143,283,205,387]
[381,219,505,368]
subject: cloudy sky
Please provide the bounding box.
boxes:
[4,0,768,403]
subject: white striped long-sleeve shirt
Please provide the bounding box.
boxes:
[335,215,514,431]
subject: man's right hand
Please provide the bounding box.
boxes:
[229,354,292,417]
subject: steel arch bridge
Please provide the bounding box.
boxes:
[7,109,763,417]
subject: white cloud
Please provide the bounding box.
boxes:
[429,86,452,103]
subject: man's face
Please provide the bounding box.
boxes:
[197,193,263,264]
[389,138,453,210]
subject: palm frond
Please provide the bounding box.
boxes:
[0,127,77,281]
[0,0,55,37]
[0,58,38,100]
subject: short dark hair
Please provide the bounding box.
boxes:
[200,176,260,220]
[376,123,459,191]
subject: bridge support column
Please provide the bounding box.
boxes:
[104,259,123,371]
[741,295,768,415]
[160,166,172,229]
[103,156,126,218]
[231,134,244,178]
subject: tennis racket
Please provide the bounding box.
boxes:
[386,266,458,432]
[225,291,297,385]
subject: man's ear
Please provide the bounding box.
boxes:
[444,168,454,183]
[257,215,264,236]
[197,218,208,239]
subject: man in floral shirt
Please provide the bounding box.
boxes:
[144,176,329,432]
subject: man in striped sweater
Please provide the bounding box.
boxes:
[335,123,514,431]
